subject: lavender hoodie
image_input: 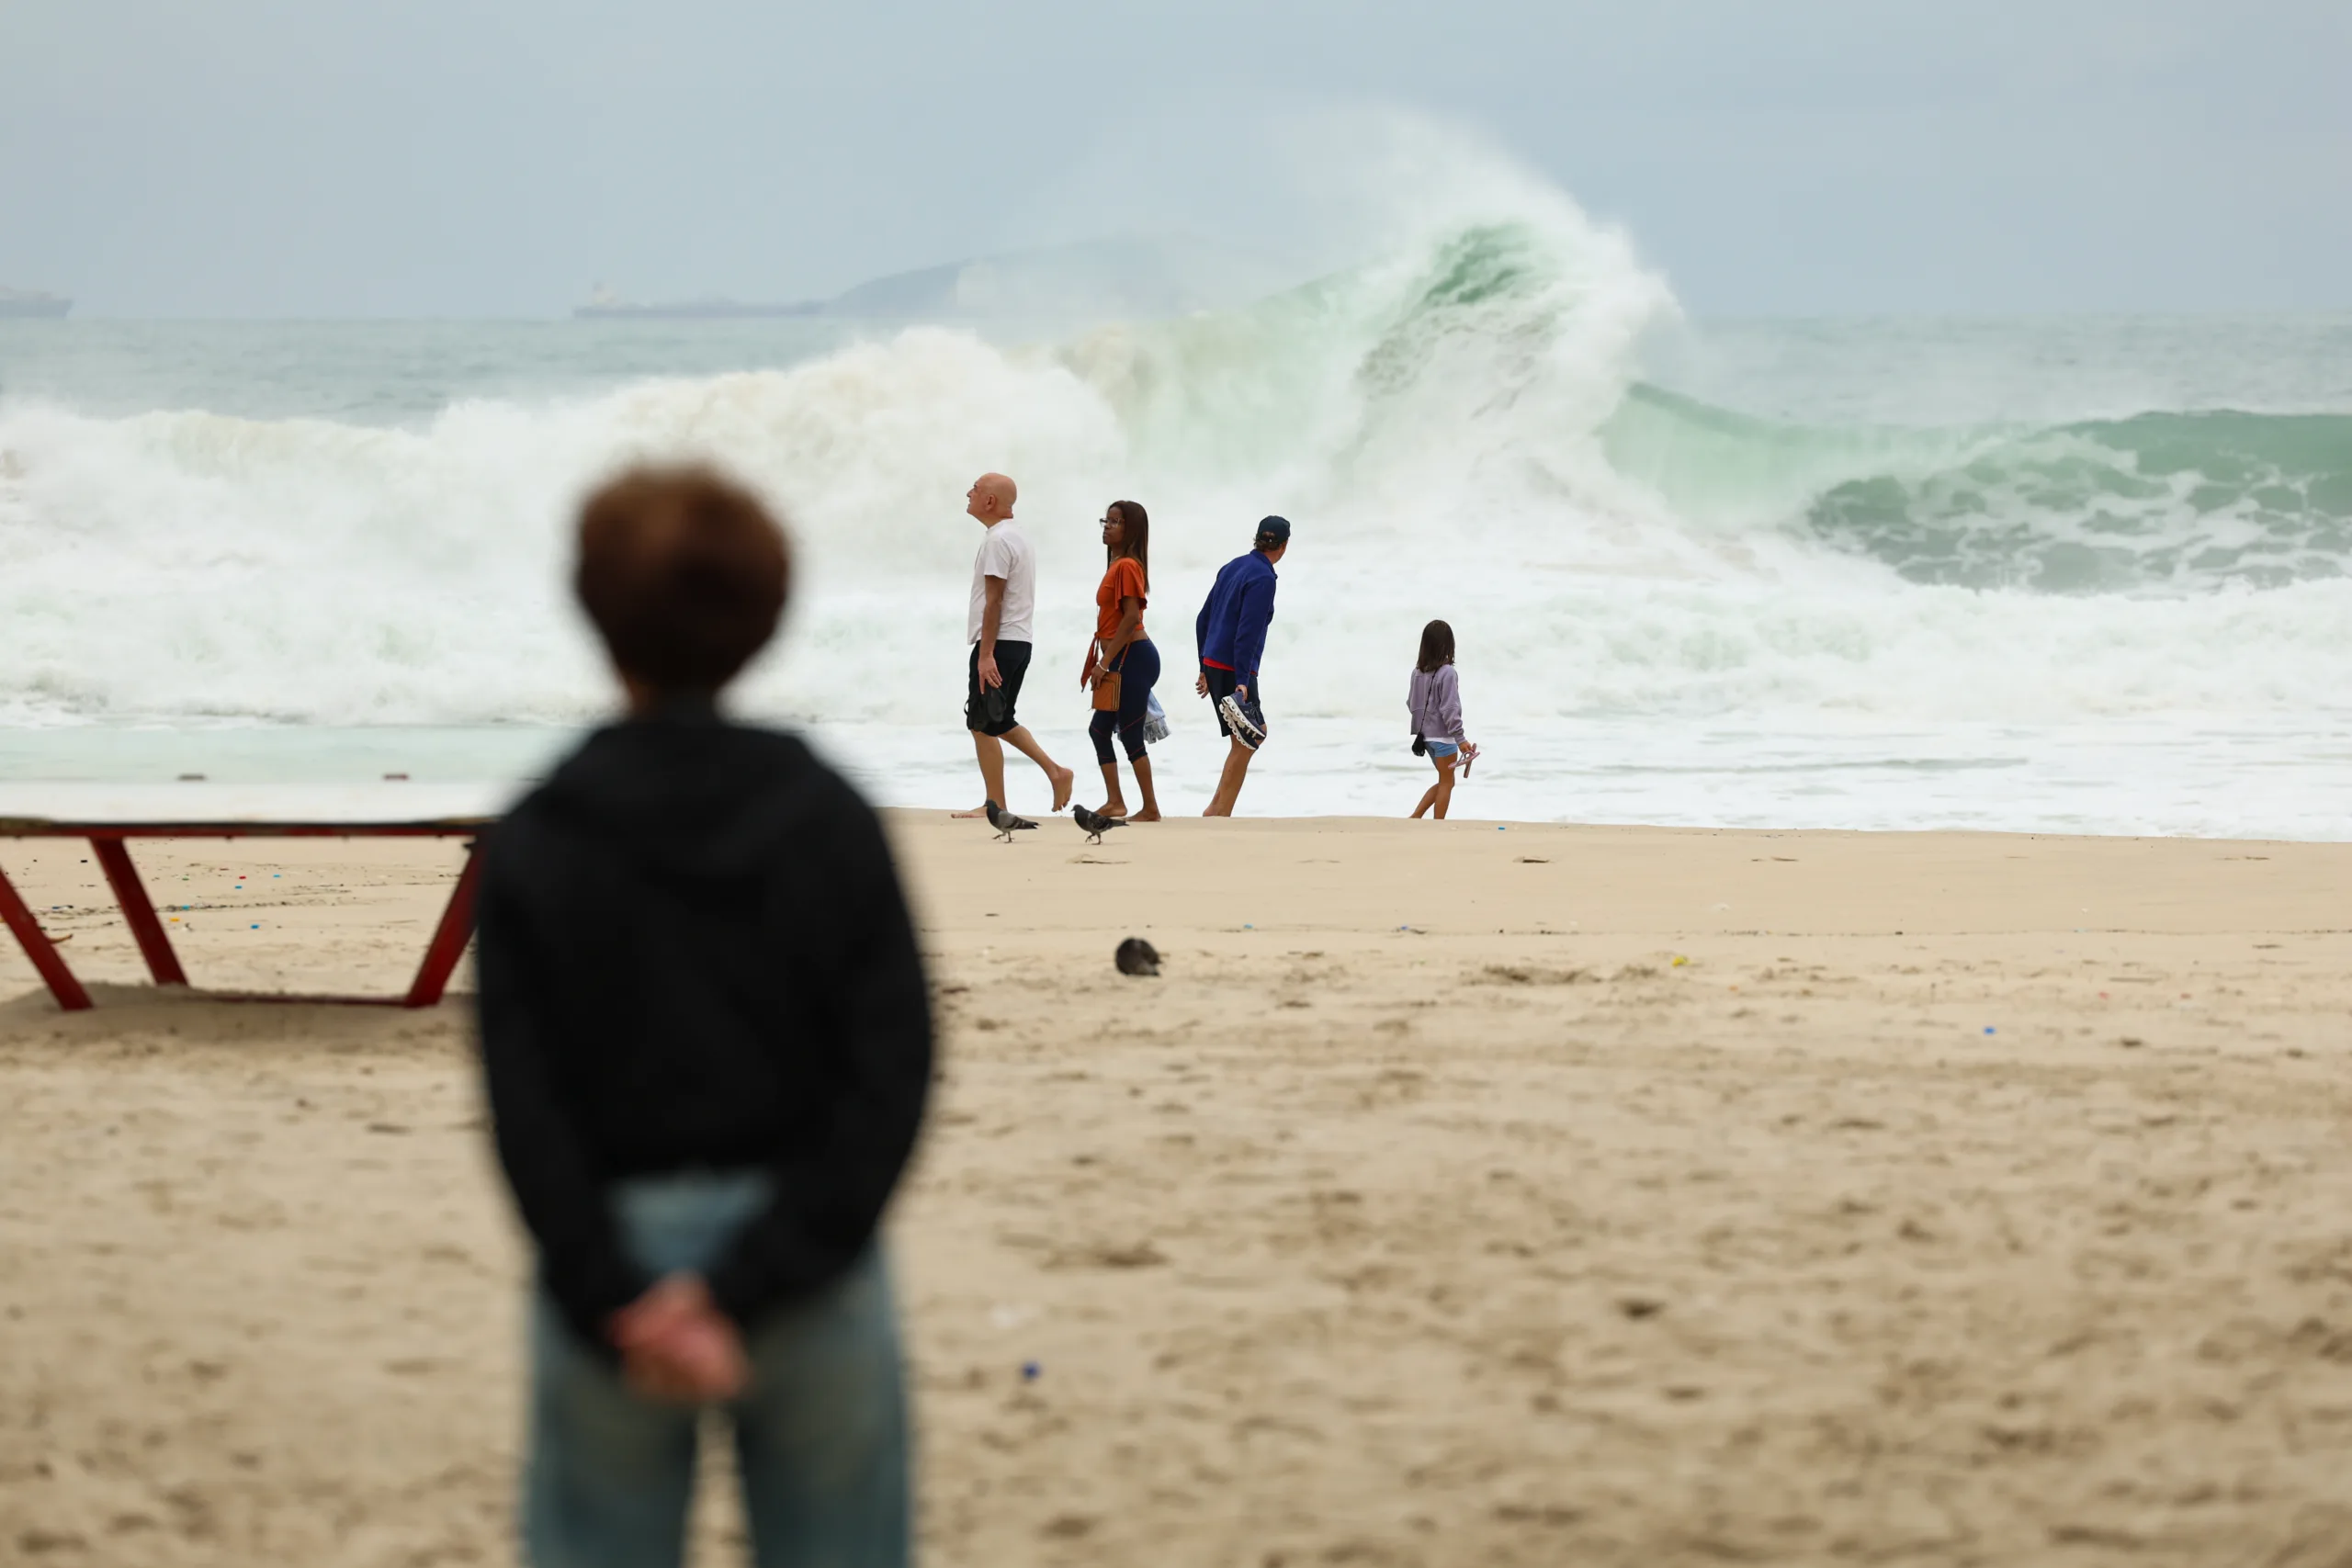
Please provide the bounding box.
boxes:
[1407,663,1464,744]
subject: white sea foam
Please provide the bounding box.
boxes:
[2,143,2347,832]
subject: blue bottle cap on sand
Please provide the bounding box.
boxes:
[1022,1361,1040,1381]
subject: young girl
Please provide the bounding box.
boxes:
[1407,619,1477,819]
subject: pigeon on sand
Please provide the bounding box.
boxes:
[1071,804,1125,845]
[984,798,1037,842]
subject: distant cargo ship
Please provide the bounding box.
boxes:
[572,284,819,321]
[0,286,71,320]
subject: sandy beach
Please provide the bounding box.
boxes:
[3,813,2350,1565]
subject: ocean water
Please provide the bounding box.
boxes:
[3,186,2348,837]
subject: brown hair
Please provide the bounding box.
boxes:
[1107,499,1149,592]
[573,465,790,693]
[1416,618,1455,673]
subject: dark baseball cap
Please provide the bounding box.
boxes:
[1255,515,1292,547]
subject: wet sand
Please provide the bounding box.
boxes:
[3,816,2349,1565]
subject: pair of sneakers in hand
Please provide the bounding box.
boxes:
[1218,691,1267,750]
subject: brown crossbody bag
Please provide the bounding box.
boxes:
[1091,641,1124,713]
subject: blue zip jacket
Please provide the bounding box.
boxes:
[1194,550,1279,676]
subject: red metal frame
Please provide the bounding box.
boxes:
[92,839,189,987]
[0,819,490,1012]
[0,852,93,1010]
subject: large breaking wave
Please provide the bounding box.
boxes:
[3,181,2349,736]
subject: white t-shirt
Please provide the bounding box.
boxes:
[967,520,1037,644]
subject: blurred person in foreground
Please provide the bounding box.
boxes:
[475,465,932,1568]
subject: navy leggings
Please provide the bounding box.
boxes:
[1089,637,1160,764]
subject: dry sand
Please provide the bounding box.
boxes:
[3,815,2350,1566]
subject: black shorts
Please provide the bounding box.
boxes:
[966,640,1032,737]
[1203,665,1263,739]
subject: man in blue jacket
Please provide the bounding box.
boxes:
[1193,515,1289,816]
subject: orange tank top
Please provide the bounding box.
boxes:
[1095,556,1147,642]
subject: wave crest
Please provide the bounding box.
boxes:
[2,204,2348,730]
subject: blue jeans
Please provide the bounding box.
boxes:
[524,1172,910,1568]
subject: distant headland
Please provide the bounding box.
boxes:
[572,237,1295,324]
[0,286,71,320]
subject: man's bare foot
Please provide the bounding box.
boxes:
[950,805,989,818]
[1098,801,1129,819]
[1049,767,1075,812]
[1131,807,1161,822]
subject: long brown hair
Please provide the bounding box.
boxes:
[1416,618,1454,673]
[1106,499,1149,592]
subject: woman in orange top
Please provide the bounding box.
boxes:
[1080,499,1161,820]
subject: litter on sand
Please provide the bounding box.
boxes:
[1021,1361,1041,1382]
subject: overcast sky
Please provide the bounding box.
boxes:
[2,0,2345,318]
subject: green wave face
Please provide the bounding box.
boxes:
[1601,385,2352,592]
[1069,219,2349,594]
[1805,412,2352,592]
[1068,220,1605,472]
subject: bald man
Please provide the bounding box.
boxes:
[957,472,1073,816]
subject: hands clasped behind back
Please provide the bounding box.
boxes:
[608,1271,750,1404]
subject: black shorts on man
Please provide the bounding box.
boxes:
[1204,666,1266,746]
[966,640,1033,737]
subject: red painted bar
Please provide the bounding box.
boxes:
[0,820,492,1010]
[4,821,492,840]
[90,838,189,987]
[0,859,94,1011]
[402,840,484,1009]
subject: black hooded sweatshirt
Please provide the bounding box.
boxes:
[475,704,931,1351]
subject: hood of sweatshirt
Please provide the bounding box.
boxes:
[527,702,831,885]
